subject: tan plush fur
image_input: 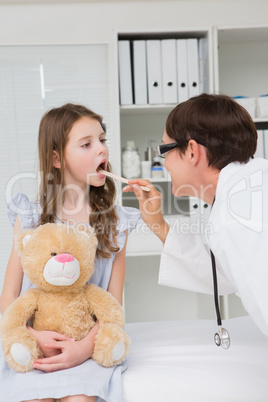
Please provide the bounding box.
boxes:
[0,223,130,372]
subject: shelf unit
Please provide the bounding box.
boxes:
[118,25,268,323]
[117,25,266,322]
[116,28,215,323]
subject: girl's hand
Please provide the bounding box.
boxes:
[27,326,73,357]
[32,322,99,372]
[123,179,170,243]
[32,338,87,372]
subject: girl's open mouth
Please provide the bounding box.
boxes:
[96,161,106,179]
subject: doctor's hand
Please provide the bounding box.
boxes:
[123,179,170,243]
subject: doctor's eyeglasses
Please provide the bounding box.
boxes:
[156,142,180,158]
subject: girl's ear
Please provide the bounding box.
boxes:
[52,150,61,169]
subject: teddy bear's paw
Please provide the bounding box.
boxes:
[112,341,125,362]
[1,327,43,372]
[11,343,32,366]
[93,323,130,367]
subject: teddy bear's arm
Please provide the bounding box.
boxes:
[85,284,124,327]
[0,288,39,335]
[0,289,44,372]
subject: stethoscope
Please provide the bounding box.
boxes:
[210,198,231,349]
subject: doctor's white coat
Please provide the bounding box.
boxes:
[159,158,268,337]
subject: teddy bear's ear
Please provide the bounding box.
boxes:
[15,229,35,255]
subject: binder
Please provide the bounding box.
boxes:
[118,40,133,105]
[263,129,268,159]
[133,40,148,105]
[176,39,189,103]
[161,39,177,104]
[255,130,264,158]
[199,37,209,93]
[146,40,163,104]
[187,38,200,98]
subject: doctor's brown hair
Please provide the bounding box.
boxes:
[165,93,257,170]
[38,103,119,258]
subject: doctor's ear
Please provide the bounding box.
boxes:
[52,150,61,169]
[187,140,200,161]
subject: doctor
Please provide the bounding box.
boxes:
[123,93,268,339]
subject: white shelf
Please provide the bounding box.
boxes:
[121,177,170,184]
[121,106,268,123]
[142,177,170,183]
[254,117,268,123]
[126,250,162,257]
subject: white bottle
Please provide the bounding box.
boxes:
[122,141,141,179]
[151,156,163,179]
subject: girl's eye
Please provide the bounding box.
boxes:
[100,138,107,144]
[82,143,90,148]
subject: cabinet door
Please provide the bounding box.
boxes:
[0,44,110,292]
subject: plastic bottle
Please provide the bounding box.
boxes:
[144,140,155,163]
[151,156,163,178]
[122,141,141,179]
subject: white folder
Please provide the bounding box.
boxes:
[187,38,200,98]
[118,40,133,105]
[263,129,268,159]
[161,39,177,104]
[255,130,264,158]
[146,40,163,104]
[176,39,189,103]
[133,40,148,105]
[199,37,209,94]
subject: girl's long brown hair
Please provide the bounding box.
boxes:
[38,103,119,258]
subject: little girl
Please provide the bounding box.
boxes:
[0,103,140,402]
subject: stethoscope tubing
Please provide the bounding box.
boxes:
[210,198,231,349]
[210,249,222,327]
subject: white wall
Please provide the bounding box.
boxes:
[0,0,267,46]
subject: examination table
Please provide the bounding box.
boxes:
[123,316,268,402]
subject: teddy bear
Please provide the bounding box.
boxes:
[0,222,130,373]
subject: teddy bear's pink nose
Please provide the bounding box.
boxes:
[54,253,75,263]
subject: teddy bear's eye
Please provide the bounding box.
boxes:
[51,252,57,257]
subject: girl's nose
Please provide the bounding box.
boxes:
[97,141,107,155]
[54,253,75,263]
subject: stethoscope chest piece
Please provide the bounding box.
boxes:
[214,326,231,349]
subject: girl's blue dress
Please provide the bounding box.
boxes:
[0,193,140,402]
